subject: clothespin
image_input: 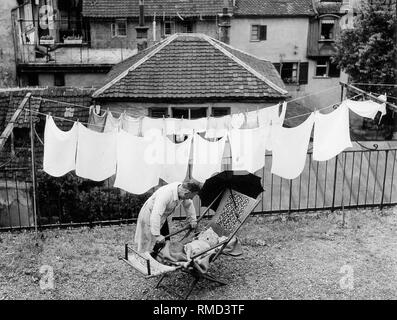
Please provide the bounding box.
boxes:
[95,104,101,115]
[256,106,259,127]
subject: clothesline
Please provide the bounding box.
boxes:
[350,83,397,87]
[30,84,342,120]
[27,92,357,130]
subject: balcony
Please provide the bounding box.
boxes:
[16,44,137,66]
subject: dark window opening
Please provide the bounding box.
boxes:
[27,73,39,86]
[212,107,230,117]
[149,108,168,118]
[182,21,194,33]
[164,21,175,36]
[280,62,299,84]
[328,61,340,77]
[54,73,65,86]
[320,20,335,40]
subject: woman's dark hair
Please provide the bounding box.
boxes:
[182,180,201,193]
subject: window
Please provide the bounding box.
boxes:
[315,58,340,77]
[280,62,299,84]
[250,25,267,41]
[164,21,175,36]
[172,107,207,119]
[273,62,309,85]
[212,108,230,117]
[149,108,168,118]
[27,73,39,86]
[315,58,328,77]
[320,19,335,40]
[54,73,65,86]
[182,21,194,33]
[111,20,127,37]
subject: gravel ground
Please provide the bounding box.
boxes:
[0,206,396,300]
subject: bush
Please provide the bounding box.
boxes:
[36,171,150,225]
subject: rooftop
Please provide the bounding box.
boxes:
[234,0,315,16]
[93,33,288,100]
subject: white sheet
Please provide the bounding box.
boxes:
[114,130,161,194]
[313,104,352,161]
[76,123,117,181]
[43,115,78,177]
[229,126,267,173]
[271,113,315,179]
[191,134,227,183]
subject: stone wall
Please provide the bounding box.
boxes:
[0,0,17,88]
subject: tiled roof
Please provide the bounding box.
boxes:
[94,33,287,100]
[82,0,234,18]
[234,0,315,16]
[0,87,95,133]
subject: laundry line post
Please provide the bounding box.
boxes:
[29,93,38,240]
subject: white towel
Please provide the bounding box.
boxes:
[103,110,122,132]
[159,136,192,183]
[121,114,141,136]
[343,98,387,120]
[114,130,161,194]
[271,113,315,179]
[43,116,78,177]
[313,104,352,161]
[192,134,227,183]
[229,126,267,173]
[75,123,117,181]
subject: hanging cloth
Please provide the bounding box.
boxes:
[75,123,117,181]
[103,110,122,132]
[191,134,227,183]
[230,113,245,129]
[313,104,352,161]
[164,118,181,136]
[240,110,259,129]
[271,113,315,179]
[265,102,287,151]
[343,98,387,120]
[43,115,78,177]
[114,130,161,194]
[205,115,231,139]
[158,136,193,183]
[229,126,268,173]
[87,105,106,133]
[121,113,141,136]
[178,118,207,135]
[141,117,165,136]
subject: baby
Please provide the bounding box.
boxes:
[184,227,227,261]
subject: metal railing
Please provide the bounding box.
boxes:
[0,147,396,232]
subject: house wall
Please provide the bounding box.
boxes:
[0,0,18,88]
[89,18,219,49]
[230,17,346,110]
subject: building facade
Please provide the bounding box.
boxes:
[0,0,19,87]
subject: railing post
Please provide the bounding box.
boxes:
[331,155,339,212]
[29,95,38,238]
[380,150,389,210]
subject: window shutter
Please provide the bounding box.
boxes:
[111,23,116,37]
[259,25,267,40]
[299,62,309,85]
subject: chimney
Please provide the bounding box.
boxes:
[135,0,149,51]
[218,0,231,44]
[139,0,145,26]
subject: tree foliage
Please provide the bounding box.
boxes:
[333,0,396,87]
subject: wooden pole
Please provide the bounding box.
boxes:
[29,95,38,240]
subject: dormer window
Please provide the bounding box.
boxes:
[320,18,336,40]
